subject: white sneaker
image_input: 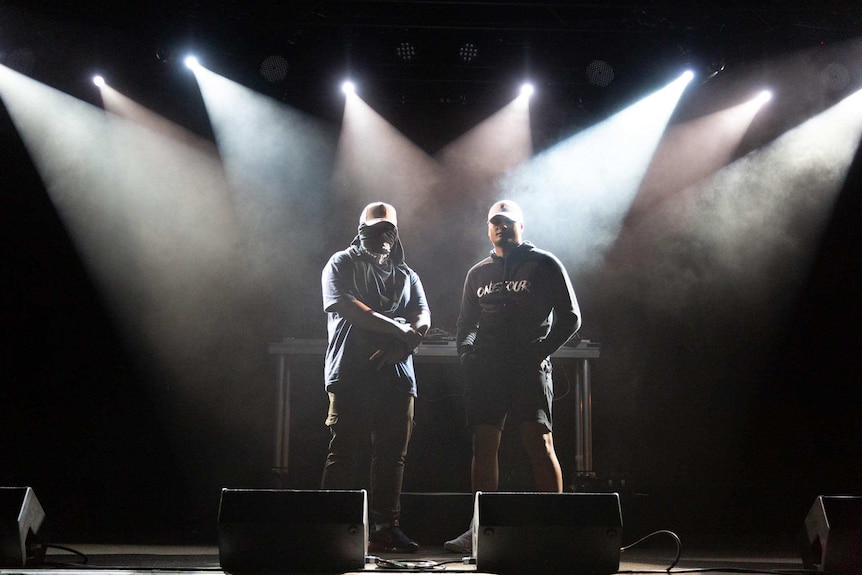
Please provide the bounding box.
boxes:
[443,528,472,553]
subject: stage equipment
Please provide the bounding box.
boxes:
[268,338,600,477]
[217,489,367,574]
[396,41,416,62]
[800,495,862,575]
[474,491,622,575]
[0,486,45,567]
[458,42,479,63]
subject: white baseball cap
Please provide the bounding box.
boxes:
[487,199,523,223]
[359,202,398,227]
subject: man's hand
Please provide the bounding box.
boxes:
[369,340,412,370]
[399,323,424,351]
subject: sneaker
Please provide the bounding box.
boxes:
[443,528,472,554]
[369,520,419,553]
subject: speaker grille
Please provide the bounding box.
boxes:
[476,492,622,575]
[217,489,367,574]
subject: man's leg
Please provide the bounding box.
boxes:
[368,390,418,552]
[321,391,364,489]
[369,391,414,523]
[472,424,503,492]
[519,421,563,492]
[446,354,504,553]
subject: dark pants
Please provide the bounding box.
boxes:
[320,382,415,524]
[463,349,554,431]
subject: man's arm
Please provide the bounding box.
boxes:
[405,270,431,339]
[330,298,424,350]
[533,254,581,359]
[411,309,431,338]
[455,271,480,360]
[536,308,580,358]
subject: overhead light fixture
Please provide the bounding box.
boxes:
[458,42,479,63]
[699,57,726,84]
[755,90,773,105]
[183,55,200,70]
[821,62,851,92]
[396,42,416,62]
[586,60,614,88]
[341,80,356,95]
[260,54,289,83]
[92,75,106,87]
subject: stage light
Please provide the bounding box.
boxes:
[458,42,479,63]
[341,80,356,95]
[520,83,535,97]
[668,69,695,92]
[755,90,773,105]
[260,55,288,83]
[821,62,851,92]
[184,55,200,70]
[586,60,614,87]
[695,54,726,84]
[92,75,105,87]
[396,42,416,62]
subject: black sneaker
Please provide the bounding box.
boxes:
[369,520,419,553]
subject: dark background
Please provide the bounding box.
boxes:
[2,0,861,548]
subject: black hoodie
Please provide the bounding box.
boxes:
[456,241,581,359]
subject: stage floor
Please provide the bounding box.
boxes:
[1,540,805,575]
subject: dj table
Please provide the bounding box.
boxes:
[268,338,601,476]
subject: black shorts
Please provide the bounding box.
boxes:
[462,349,554,431]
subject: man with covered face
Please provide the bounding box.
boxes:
[320,202,431,553]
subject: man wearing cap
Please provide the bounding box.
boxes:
[444,199,581,553]
[321,202,431,553]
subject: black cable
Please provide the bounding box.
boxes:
[621,529,682,571]
[40,567,223,572]
[36,543,224,571]
[618,569,815,575]
[373,555,471,570]
[554,362,573,401]
[36,543,88,566]
[617,531,813,575]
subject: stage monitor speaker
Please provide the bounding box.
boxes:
[800,495,862,575]
[0,486,46,567]
[217,489,367,574]
[475,491,622,575]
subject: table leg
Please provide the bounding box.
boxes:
[274,354,290,474]
[574,359,593,472]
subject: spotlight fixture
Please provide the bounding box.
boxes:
[458,42,479,63]
[821,62,851,92]
[755,90,773,105]
[396,42,416,62]
[586,60,614,87]
[520,83,535,97]
[341,80,356,95]
[699,58,725,84]
[183,55,200,70]
[92,75,105,87]
[260,54,289,83]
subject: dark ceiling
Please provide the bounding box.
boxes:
[0,1,858,166]
[3,1,860,109]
